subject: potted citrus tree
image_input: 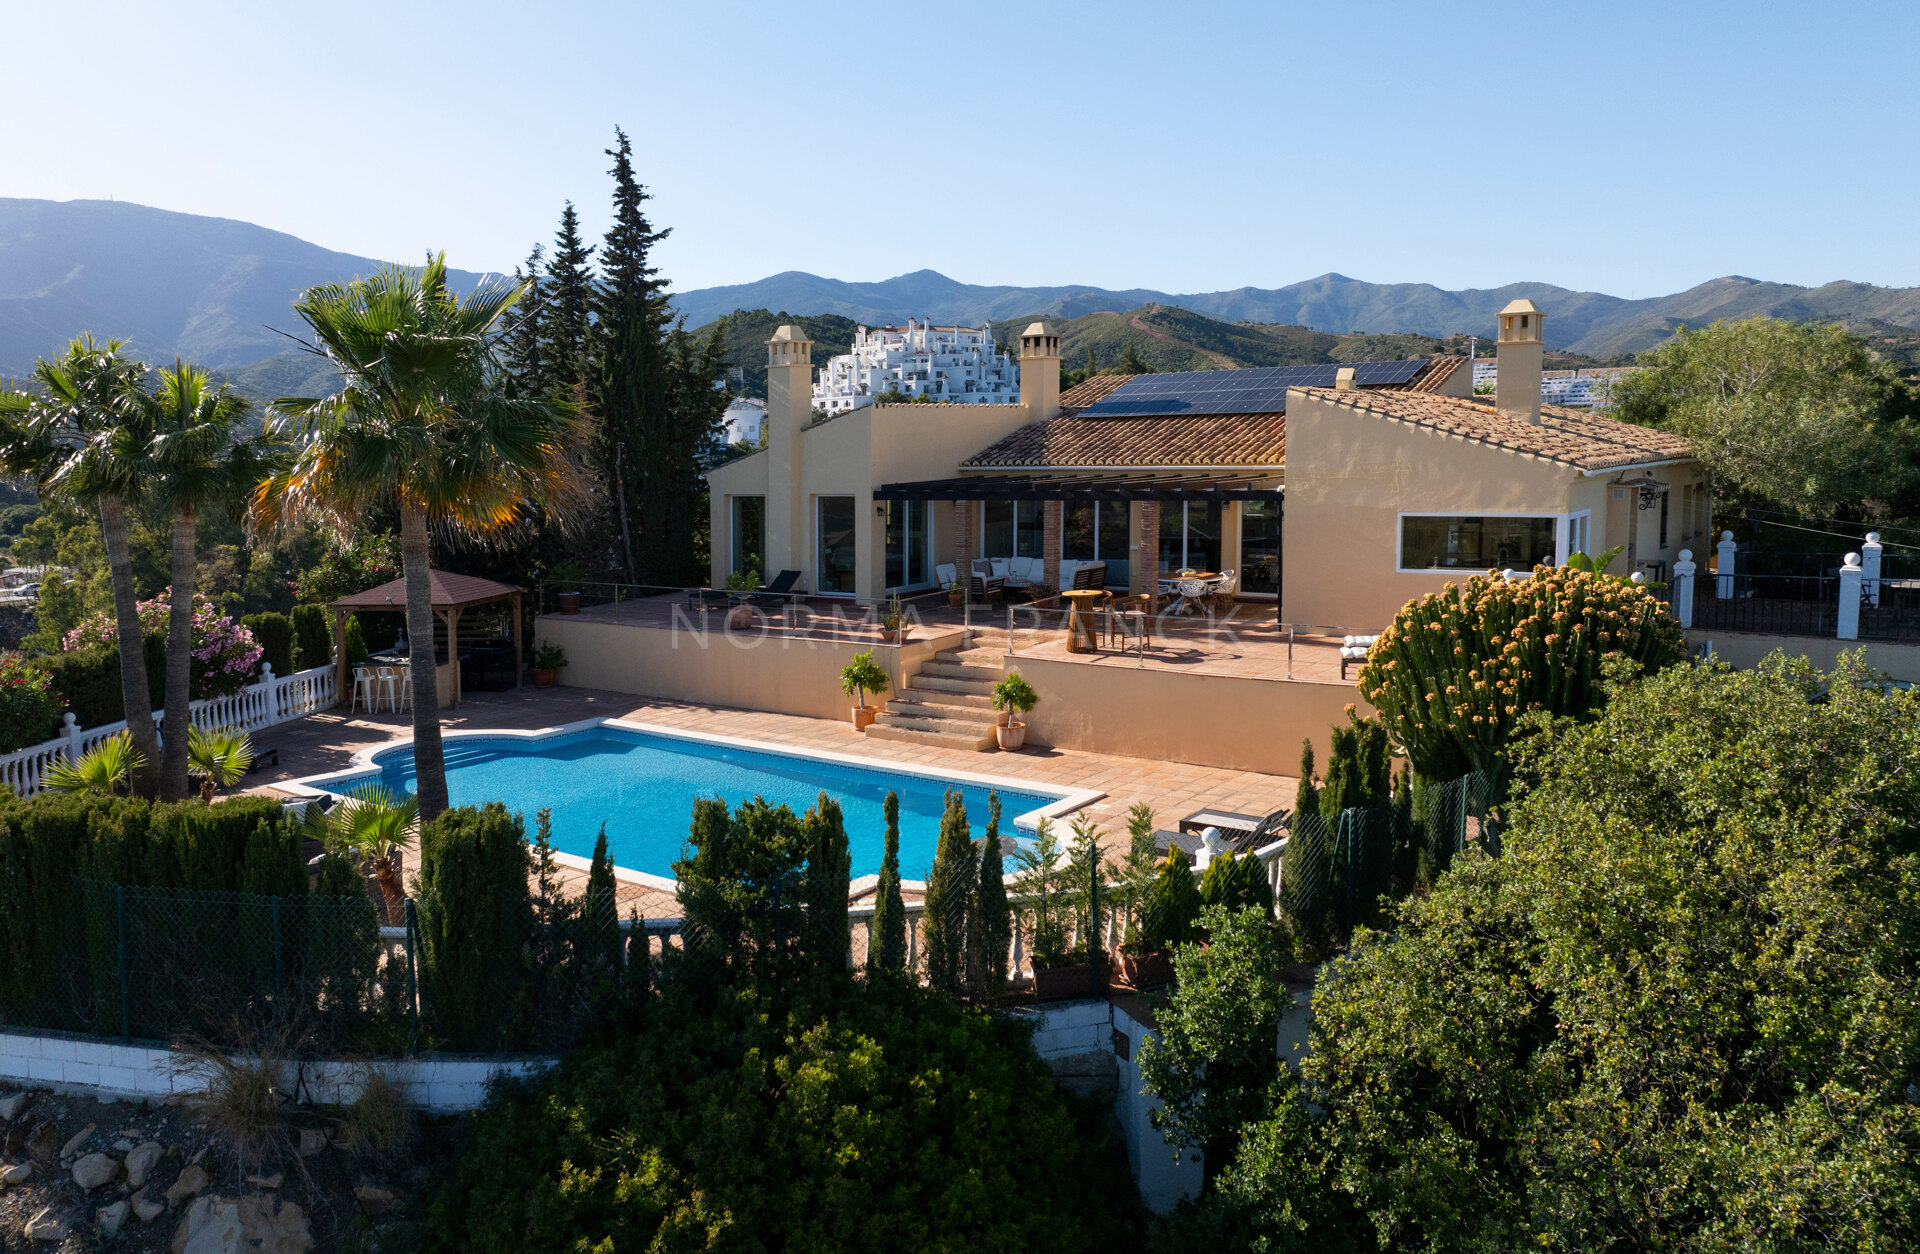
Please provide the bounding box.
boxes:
[840,650,889,730]
[548,561,587,614]
[992,670,1038,749]
[1013,821,1093,1000]
[532,641,566,687]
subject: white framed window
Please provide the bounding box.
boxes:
[1398,513,1559,574]
[1562,510,1592,565]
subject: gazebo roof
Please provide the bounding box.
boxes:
[330,569,522,611]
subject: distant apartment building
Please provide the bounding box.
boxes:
[721,397,767,445]
[1472,360,1639,410]
[812,319,1019,415]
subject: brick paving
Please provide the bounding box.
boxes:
[245,684,1298,918]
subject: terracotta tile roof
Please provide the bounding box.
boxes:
[1393,356,1467,393]
[961,412,1284,469]
[1057,373,1135,413]
[331,570,522,610]
[1293,387,1696,472]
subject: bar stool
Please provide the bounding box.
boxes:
[397,665,413,710]
[374,665,400,713]
[351,666,380,714]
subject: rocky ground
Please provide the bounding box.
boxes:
[0,1086,441,1252]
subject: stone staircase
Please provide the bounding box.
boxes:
[865,634,1005,751]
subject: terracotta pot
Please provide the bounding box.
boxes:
[557,592,581,615]
[851,706,879,731]
[1032,962,1098,1002]
[1112,950,1173,991]
[533,668,558,688]
[948,591,965,608]
[881,627,909,644]
[995,721,1025,750]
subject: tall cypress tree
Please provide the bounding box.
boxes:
[921,789,975,997]
[972,792,1011,1000]
[504,242,549,394]
[869,791,907,973]
[586,824,621,976]
[804,792,851,971]
[543,202,596,398]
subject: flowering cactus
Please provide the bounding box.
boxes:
[1356,565,1684,780]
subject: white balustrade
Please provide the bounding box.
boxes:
[0,662,336,798]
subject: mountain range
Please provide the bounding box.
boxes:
[5,197,1920,391]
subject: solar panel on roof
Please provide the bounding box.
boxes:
[1076,359,1427,418]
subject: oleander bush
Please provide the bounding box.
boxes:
[0,653,62,751]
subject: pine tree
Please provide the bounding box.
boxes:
[1085,345,1099,378]
[869,791,907,973]
[921,789,975,996]
[1294,739,1319,820]
[972,792,1011,998]
[542,202,596,398]
[804,792,851,971]
[1119,337,1154,375]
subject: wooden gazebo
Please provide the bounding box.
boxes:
[330,570,524,709]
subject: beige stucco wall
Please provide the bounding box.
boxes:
[1282,388,1705,631]
[535,614,967,721]
[992,653,1366,774]
[1686,629,1920,685]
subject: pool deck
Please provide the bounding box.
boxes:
[245,684,1297,917]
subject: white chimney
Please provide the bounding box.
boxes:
[1334,366,1356,390]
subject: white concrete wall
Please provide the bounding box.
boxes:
[0,1031,549,1112]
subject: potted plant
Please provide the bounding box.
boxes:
[1115,848,1200,990]
[946,578,965,608]
[879,592,910,644]
[992,670,1038,748]
[1013,820,1096,1000]
[532,641,566,687]
[840,649,889,730]
[548,561,588,614]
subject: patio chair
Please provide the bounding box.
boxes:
[1070,561,1108,591]
[738,569,804,611]
[1206,569,1238,617]
[1157,804,1290,856]
[687,587,730,616]
[1340,634,1378,680]
[1108,605,1148,662]
[968,559,1005,604]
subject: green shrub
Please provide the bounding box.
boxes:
[240,612,295,678]
[1198,850,1275,917]
[290,604,331,672]
[39,637,165,729]
[1358,564,1684,779]
[802,792,851,970]
[0,654,62,750]
[413,802,532,1051]
[973,792,1010,997]
[919,789,974,995]
[672,795,808,985]
[424,976,1141,1254]
[867,791,907,973]
[1139,846,1202,953]
[342,616,369,667]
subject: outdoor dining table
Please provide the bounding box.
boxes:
[1060,589,1107,653]
[1158,571,1221,616]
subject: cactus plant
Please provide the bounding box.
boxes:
[1357,565,1683,780]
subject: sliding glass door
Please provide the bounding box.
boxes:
[1158,501,1222,575]
[1240,498,1280,594]
[1063,500,1130,588]
[885,499,931,590]
[730,496,765,583]
[816,496,857,594]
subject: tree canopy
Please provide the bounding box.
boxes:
[1158,653,1920,1252]
[1612,317,1920,518]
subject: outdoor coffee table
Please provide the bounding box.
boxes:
[1061,589,1107,653]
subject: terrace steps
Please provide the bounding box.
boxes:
[863,633,1007,752]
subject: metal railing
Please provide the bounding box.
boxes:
[1695,573,1840,637]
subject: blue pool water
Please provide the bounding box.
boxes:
[361,727,1060,879]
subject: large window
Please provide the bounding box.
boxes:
[1063,500,1131,588]
[1240,498,1281,594]
[1400,514,1558,572]
[730,496,765,582]
[1565,511,1591,562]
[1158,501,1223,575]
[982,500,1044,560]
[817,496,857,594]
[885,499,931,589]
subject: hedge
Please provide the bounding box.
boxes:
[39,634,168,730]
[241,612,295,678]
[291,604,331,672]
[413,802,535,1051]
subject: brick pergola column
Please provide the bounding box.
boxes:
[1042,500,1062,592]
[1130,501,1160,598]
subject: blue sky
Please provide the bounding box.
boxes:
[6,0,1916,298]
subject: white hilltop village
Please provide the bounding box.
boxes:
[812,319,1020,415]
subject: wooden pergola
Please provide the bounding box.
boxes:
[330,570,524,709]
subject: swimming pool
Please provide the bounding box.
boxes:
[295,720,1099,884]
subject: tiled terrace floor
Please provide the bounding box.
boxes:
[564,593,1358,684]
[247,685,1298,918]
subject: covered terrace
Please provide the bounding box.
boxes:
[330,570,525,709]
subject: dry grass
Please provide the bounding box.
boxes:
[171,1033,296,1176]
[336,1067,414,1166]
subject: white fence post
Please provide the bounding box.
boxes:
[64,712,81,762]
[1715,530,1736,599]
[1861,531,1882,608]
[1837,553,1862,641]
[1671,549,1696,629]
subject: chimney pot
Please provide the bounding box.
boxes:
[1493,299,1545,425]
[1334,367,1356,391]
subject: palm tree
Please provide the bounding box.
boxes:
[301,785,418,924]
[138,362,285,800]
[257,255,585,820]
[186,724,255,803]
[46,731,144,796]
[0,338,163,795]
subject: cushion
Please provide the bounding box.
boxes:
[936,563,956,587]
[990,558,1011,578]
[1011,556,1040,581]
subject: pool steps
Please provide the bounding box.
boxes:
[865,635,1006,752]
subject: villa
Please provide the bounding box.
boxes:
[812,319,1020,416]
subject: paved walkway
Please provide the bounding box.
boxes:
[247,685,1297,916]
